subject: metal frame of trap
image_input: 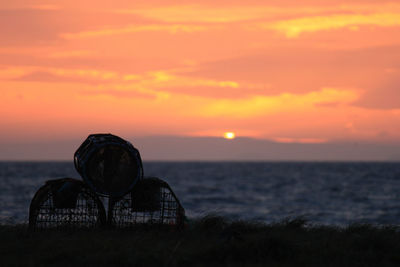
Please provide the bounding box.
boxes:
[29,177,185,230]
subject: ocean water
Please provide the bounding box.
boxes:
[1,161,400,225]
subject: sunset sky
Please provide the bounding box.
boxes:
[1,0,400,160]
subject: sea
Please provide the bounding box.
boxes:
[1,161,400,226]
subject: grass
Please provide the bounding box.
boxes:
[1,216,400,266]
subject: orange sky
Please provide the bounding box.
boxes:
[1,0,400,146]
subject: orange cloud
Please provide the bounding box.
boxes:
[0,63,235,84]
[0,67,30,79]
[115,4,400,23]
[47,50,95,58]
[60,24,207,39]
[27,5,61,10]
[142,71,239,89]
[0,66,122,83]
[272,137,328,144]
[198,88,360,118]
[265,13,400,38]
[0,65,245,100]
[116,5,276,23]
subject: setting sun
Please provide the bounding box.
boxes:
[224,132,236,139]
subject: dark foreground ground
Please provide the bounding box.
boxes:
[1,216,400,267]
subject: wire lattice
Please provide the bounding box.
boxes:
[74,133,143,197]
[29,178,106,230]
[110,177,185,229]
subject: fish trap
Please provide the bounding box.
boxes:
[109,177,185,229]
[29,178,106,230]
[74,133,143,198]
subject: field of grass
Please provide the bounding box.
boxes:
[1,216,400,266]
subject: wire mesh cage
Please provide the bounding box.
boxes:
[74,133,143,197]
[29,178,106,230]
[110,177,185,229]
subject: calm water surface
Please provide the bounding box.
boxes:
[1,161,400,225]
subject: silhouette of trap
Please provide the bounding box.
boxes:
[29,178,106,230]
[110,177,185,229]
[74,133,143,198]
[28,134,185,230]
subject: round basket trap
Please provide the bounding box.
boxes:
[29,178,106,230]
[110,177,185,229]
[74,133,143,197]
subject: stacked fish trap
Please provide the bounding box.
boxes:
[29,178,106,230]
[29,134,185,230]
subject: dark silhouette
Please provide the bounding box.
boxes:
[74,133,143,197]
[29,178,106,230]
[28,133,185,230]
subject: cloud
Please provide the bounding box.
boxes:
[184,45,400,97]
[80,89,156,99]
[198,88,359,118]
[2,66,247,98]
[354,74,400,109]
[115,3,400,23]
[104,69,243,98]
[128,70,253,98]
[0,9,64,45]
[265,13,400,38]
[12,71,108,85]
[144,70,239,87]
[272,137,328,144]
[0,67,30,80]
[60,24,207,39]
[0,7,165,45]
[26,5,61,10]
[46,50,95,58]
[115,5,278,23]
[0,67,121,85]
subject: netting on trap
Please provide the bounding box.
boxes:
[29,178,106,230]
[74,133,143,197]
[110,177,185,229]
